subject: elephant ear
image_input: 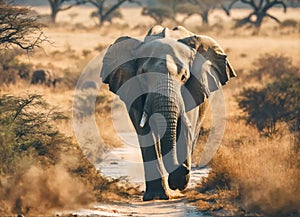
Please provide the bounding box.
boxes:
[101,36,142,102]
[179,35,237,111]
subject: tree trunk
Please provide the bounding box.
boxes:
[201,10,209,25]
[254,11,266,28]
[49,2,58,23]
[50,10,57,23]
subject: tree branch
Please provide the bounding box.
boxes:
[266,13,281,23]
[103,0,126,20]
[0,3,48,51]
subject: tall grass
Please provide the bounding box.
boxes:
[206,119,300,216]
[190,53,300,216]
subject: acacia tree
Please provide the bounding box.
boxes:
[85,0,140,25]
[48,0,86,23]
[228,0,287,28]
[142,0,228,25]
[142,0,178,24]
[0,2,46,50]
[185,0,222,25]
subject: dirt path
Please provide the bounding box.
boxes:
[73,133,210,217]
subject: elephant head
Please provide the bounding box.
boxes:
[101,25,236,201]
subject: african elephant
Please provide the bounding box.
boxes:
[31,69,58,87]
[101,25,236,201]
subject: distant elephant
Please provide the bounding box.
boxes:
[31,69,58,87]
[81,81,98,90]
[101,25,236,201]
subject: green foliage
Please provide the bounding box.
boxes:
[142,6,175,24]
[142,0,221,24]
[0,94,68,175]
[90,8,123,23]
[248,53,299,82]
[237,76,300,135]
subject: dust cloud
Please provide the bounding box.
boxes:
[0,161,96,215]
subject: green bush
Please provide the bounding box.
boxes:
[237,76,300,135]
[0,94,131,215]
[248,53,299,82]
[142,7,174,24]
[0,49,33,85]
[0,94,67,174]
[281,19,299,28]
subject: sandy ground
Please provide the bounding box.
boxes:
[71,133,210,217]
[30,6,300,62]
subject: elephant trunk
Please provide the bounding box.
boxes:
[143,76,185,173]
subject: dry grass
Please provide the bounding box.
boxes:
[188,51,300,217]
[1,5,300,216]
[187,119,300,216]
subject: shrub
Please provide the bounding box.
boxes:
[191,118,300,216]
[0,94,130,215]
[82,49,92,57]
[94,43,107,52]
[0,94,67,174]
[0,49,33,85]
[208,126,300,216]
[281,19,299,28]
[248,53,299,82]
[237,76,300,135]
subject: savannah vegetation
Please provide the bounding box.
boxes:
[188,54,300,216]
[0,0,299,216]
[0,1,134,215]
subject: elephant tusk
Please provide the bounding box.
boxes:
[140,111,148,128]
[181,113,192,129]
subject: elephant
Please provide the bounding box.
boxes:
[31,69,58,87]
[100,25,236,201]
[81,81,98,90]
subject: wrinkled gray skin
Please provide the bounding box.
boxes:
[31,69,58,87]
[101,25,236,201]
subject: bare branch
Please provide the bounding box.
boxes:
[48,0,87,22]
[86,0,139,25]
[233,0,287,29]
[266,13,281,23]
[0,3,48,51]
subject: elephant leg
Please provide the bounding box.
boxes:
[168,105,207,191]
[167,119,191,191]
[128,102,169,201]
[138,135,169,201]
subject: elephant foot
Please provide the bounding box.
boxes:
[143,178,169,201]
[168,165,190,191]
[143,190,169,201]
